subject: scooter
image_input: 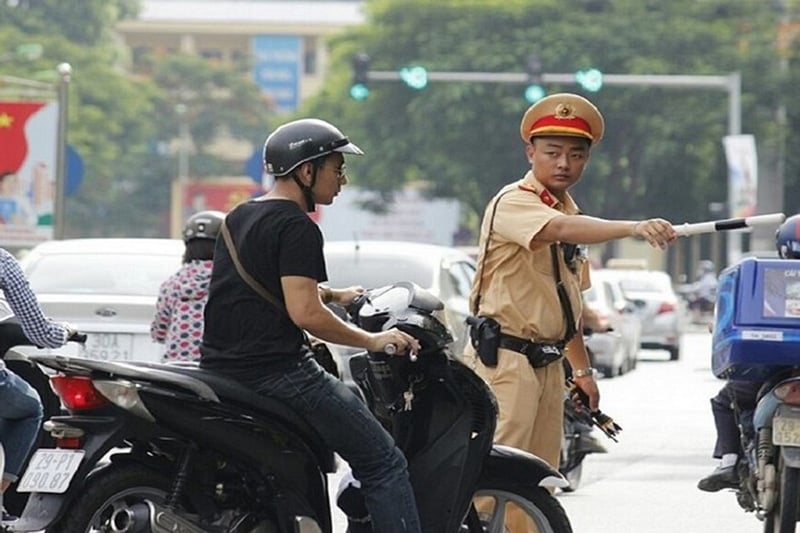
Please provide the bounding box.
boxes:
[712,256,800,533]
[10,282,573,533]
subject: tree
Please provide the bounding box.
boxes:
[303,0,791,239]
[0,0,274,237]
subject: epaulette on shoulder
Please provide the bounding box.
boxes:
[518,184,557,207]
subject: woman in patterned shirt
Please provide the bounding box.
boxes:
[151,210,225,362]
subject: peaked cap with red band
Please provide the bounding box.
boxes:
[519,93,605,145]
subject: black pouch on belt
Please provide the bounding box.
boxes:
[499,335,564,368]
[466,315,501,367]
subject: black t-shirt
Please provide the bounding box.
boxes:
[199,199,327,381]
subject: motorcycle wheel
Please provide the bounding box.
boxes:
[472,484,572,533]
[764,454,800,533]
[52,463,172,533]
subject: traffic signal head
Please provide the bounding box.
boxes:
[525,54,543,83]
[400,65,428,90]
[524,84,545,103]
[351,52,371,100]
[575,68,603,92]
[524,54,546,103]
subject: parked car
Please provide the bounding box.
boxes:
[18,238,185,362]
[602,267,685,360]
[323,240,477,377]
[582,269,642,377]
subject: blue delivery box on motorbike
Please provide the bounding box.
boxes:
[712,257,800,381]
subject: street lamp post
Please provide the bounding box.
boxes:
[54,62,72,240]
[171,103,190,238]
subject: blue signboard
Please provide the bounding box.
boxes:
[252,35,301,112]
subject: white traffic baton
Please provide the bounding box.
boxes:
[672,213,786,237]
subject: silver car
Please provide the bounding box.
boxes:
[19,238,185,362]
[583,269,642,377]
[602,268,685,361]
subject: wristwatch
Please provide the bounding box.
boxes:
[573,367,597,378]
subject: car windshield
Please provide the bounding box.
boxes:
[25,254,181,296]
[325,253,434,290]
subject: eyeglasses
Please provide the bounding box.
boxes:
[322,164,347,180]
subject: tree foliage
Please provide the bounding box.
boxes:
[305,0,798,234]
[0,0,273,237]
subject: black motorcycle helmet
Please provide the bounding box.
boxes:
[262,118,363,211]
[776,214,800,259]
[182,210,225,243]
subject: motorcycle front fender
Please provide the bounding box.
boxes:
[481,444,569,490]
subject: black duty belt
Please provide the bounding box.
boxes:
[499,334,564,368]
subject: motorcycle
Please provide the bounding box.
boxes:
[0,313,83,520]
[712,255,800,533]
[10,281,573,533]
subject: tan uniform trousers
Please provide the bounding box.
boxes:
[467,345,565,532]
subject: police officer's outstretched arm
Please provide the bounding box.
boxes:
[283,275,421,356]
[535,214,677,249]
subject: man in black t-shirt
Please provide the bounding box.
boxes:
[200,118,422,533]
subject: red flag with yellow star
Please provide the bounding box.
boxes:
[0,102,47,173]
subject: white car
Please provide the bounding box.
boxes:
[323,240,477,377]
[19,238,185,362]
[603,268,685,360]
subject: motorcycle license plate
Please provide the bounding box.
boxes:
[773,415,800,446]
[17,449,85,493]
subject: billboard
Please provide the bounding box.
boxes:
[252,35,302,112]
[0,101,58,246]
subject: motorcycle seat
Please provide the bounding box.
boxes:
[127,361,336,472]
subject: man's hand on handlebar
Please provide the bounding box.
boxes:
[65,324,87,344]
[368,329,421,359]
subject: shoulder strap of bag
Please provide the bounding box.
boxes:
[220,219,288,315]
[472,189,513,315]
[550,243,577,344]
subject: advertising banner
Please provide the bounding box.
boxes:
[0,100,58,246]
[252,35,302,112]
[722,134,758,218]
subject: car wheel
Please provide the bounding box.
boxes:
[668,346,680,361]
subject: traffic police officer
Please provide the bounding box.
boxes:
[465,92,677,531]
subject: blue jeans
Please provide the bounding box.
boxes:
[252,358,421,533]
[0,368,43,483]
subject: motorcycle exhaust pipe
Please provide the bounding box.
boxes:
[110,503,151,533]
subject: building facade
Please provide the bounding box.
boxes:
[116,0,366,112]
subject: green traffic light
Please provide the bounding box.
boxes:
[350,83,369,100]
[400,66,428,90]
[524,84,546,103]
[575,68,603,92]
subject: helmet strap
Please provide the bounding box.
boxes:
[291,164,319,212]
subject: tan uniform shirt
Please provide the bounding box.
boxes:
[470,171,589,341]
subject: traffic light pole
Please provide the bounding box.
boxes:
[368,70,740,135]
[368,69,743,262]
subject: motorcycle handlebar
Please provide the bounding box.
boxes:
[383,343,418,362]
[672,212,785,237]
[68,330,88,344]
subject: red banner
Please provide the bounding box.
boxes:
[0,102,47,173]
